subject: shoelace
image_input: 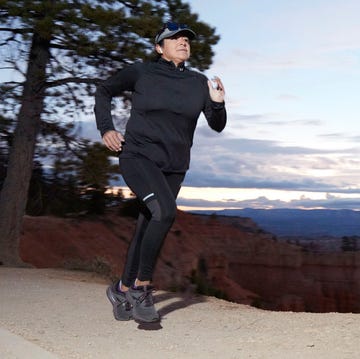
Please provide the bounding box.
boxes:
[115,293,131,309]
[137,288,155,307]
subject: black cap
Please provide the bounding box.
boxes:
[155,22,196,44]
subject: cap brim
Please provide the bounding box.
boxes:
[155,28,196,44]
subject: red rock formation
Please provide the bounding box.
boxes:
[19,210,360,313]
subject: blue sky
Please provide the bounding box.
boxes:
[173,0,360,210]
[3,1,360,211]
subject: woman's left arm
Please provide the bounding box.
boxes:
[204,76,227,132]
[207,76,225,103]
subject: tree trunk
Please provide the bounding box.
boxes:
[0,32,50,266]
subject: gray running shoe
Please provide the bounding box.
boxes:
[106,283,133,321]
[126,285,160,323]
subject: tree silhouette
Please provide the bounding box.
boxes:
[24,139,120,217]
[341,236,358,252]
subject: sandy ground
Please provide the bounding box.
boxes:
[0,268,359,359]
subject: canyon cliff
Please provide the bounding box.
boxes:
[19,210,360,313]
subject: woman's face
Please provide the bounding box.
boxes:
[157,33,191,66]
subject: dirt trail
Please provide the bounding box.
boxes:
[0,268,358,359]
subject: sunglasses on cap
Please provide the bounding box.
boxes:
[162,22,189,31]
[155,21,196,43]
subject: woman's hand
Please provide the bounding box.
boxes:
[208,76,225,103]
[102,130,124,152]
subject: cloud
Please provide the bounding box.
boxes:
[319,132,360,143]
[207,1,360,75]
[187,132,360,192]
[217,112,324,135]
[264,118,323,127]
[276,94,299,101]
[76,115,360,197]
[177,193,360,210]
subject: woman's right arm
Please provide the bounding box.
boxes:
[94,64,140,139]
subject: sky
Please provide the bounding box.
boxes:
[170,0,360,211]
[5,0,357,212]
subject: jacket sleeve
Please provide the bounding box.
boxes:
[94,64,140,137]
[202,78,227,132]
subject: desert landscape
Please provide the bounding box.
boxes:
[1,210,359,358]
[19,210,360,312]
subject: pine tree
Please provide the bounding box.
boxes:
[0,0,220,265]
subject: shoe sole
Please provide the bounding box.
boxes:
[106,287,133,321]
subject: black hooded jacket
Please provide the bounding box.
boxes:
[94,58,226,172]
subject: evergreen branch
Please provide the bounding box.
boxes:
[0,27,32,34]
[45,77,100,88]
[0,81,24,87]
[118,1,137,9]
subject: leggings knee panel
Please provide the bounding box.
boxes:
[146,198,176,224]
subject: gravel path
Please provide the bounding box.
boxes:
[0,268,358,359]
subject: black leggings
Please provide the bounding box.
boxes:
[119,157,185,287]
